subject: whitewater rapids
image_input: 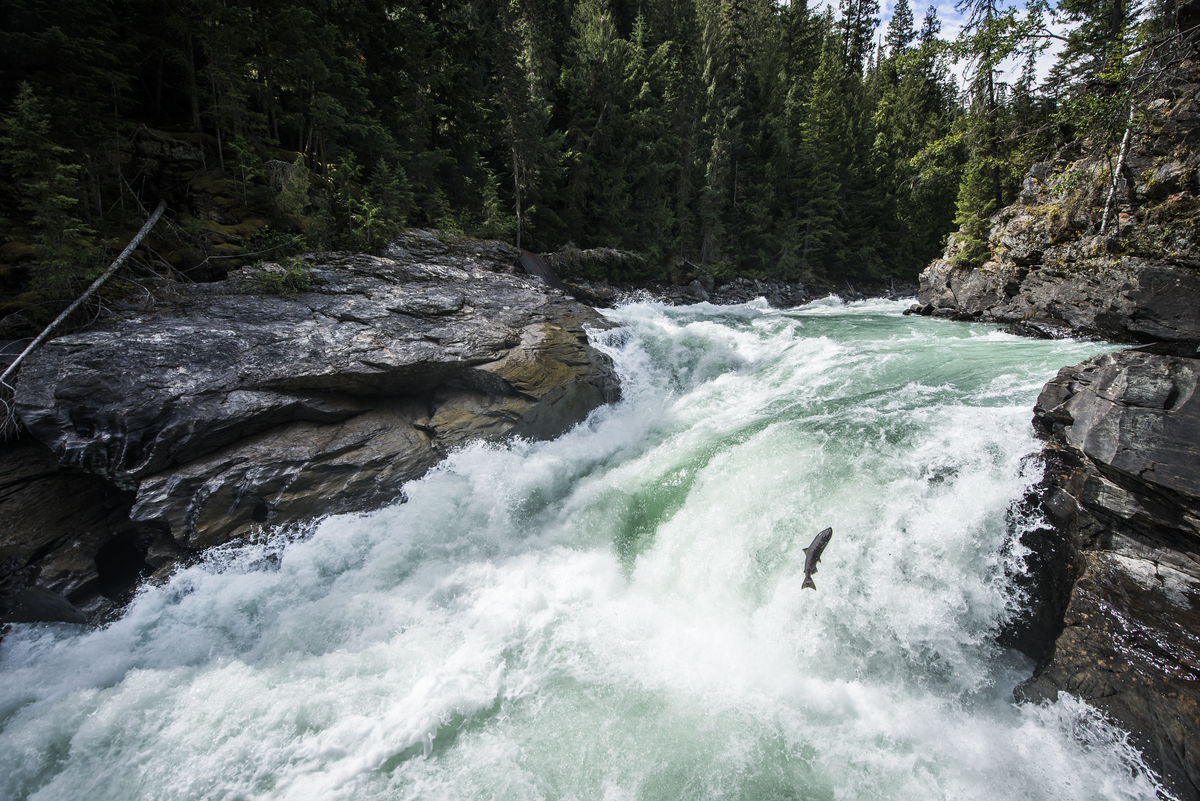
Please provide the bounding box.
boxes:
[0,297,1167,800]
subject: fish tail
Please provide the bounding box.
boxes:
[802,575,816,590]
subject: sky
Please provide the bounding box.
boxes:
[872,0,1070,87]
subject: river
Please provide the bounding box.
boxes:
[0,297,1169,799]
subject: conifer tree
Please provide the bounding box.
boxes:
[885,0,917,56]
[494,0,567,250]
[950,0,1041,265]
[839,0,881,75]
[561,0,632,246]
[795,15,850,272]
[623,15,681,265]
[0,83,96,297]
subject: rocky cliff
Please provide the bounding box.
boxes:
[1012,350,1200,800]
[2,230,620,621]
[909,61,1200,798]
[913,63,1200,346]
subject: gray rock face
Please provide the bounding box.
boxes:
[918,238,1200,343]
[1034,351,1200,558]
[13,232,620,577]
[915,70,1200,344]
[1015,350,1200,800]
[0,434,137,611]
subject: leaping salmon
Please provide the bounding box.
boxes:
[801,527,833,590]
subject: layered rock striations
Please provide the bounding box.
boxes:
[1013,350,1200,799]
[4,231,619,618]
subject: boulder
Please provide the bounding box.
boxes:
[11,232,620,602]
[1012,350,1200,800]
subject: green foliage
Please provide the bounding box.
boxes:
[274,155,312,223]
[0,0,1173,300]
[0,83,97,297]
[256,256,315,297]
[246,226,309,261]
[953,158,999,267]
[475,170,517,242]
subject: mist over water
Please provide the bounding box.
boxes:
[0,297,1169,800]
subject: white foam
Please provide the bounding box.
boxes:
[0,300,1159,800]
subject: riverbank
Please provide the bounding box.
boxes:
[2,231,620,624]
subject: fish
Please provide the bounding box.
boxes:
[801,527,833,590]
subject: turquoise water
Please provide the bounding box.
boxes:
[0,297,1166,800]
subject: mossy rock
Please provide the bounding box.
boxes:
[211,242,245,258]
[496,324,578,395]
[189,174,240,196]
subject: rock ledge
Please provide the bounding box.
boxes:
[4,232,619,618]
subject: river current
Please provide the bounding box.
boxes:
[0,297,1170,800]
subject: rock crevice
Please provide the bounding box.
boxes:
[1012,350,1200,800]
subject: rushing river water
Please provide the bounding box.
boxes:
[0,297,1171,800]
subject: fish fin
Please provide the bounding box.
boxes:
[802,575,816,590]
[802,546,810,555]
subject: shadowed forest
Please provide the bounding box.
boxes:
[0,0,1191,330]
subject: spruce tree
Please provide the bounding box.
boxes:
[838,0,881,75]
[0,83,96,297]
[885,0,916,56]
[796,15,850,273]
[950,0,1042,266]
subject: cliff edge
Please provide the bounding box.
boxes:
[913,62,1200,346]
[1,231,620,621]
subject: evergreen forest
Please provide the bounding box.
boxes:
[0,0,1193,331]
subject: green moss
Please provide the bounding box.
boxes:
[256,257,316,298]
[180,216,269,242]
[212,242,244,258]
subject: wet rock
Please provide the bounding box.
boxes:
[0,433,137,605]
[1015,552,1200,801]
[1001,320,1076,340]
[13,232,620,593]
[1014,350,1200,800]
[1,586,88,625]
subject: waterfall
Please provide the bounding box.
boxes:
[0,297,1168,800]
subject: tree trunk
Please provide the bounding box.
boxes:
[1101,106,1135,236]
[184,11,203,133]
[1,200,168,390]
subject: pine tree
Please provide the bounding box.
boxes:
[494,0,567,250]
[885,0,916,56]
[949,0,1042,266]
[796,14,850,273]
[368,157,414,236]
[873,4,959,272]
[0,83,96,297]
[560,0,632,246]
[839,0,880,75]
